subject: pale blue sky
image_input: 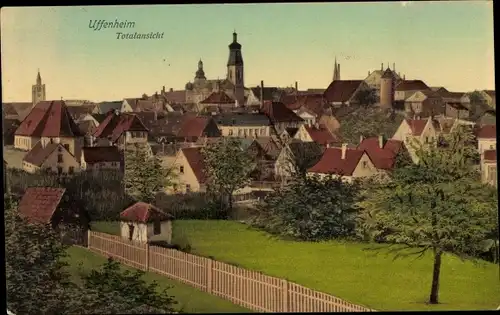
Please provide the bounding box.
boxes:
[1,1,495,102]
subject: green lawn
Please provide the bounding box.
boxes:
[169,220,500,311]
[64,246,249,313]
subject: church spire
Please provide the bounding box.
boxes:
[36,69,42,85]
[195,59,206,80]
[333,57,340,81]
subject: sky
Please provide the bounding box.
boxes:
[1,1,495,103]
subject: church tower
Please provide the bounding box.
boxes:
[195,59,207,82]
[32,69,46,106]
[227,31,244,106]
[333,57,341,81]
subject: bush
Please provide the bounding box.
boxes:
[154,192,229,220]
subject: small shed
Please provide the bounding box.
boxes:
[17,187,90,245]
[119,202,173,244]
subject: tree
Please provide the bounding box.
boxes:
[358,126,498,305]
[249,174,361,241]
[284,142,324,178]
[5,194,75,314]
[338,107,405,145]
[354,88,378,107]
[73,258,177,314]
[124,146,175,203]
[202,138,254,214]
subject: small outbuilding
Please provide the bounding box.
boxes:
[119,202,173,244]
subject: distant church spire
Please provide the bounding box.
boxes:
[195,59,206,80]
[36,68,42,85]
[32,68,46,106]
[333,57,340,81]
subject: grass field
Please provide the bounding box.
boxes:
[91,220,500,311]
[64,246,249,313]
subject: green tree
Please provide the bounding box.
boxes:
[250,174,360,241]
[354,88,378,107]
[73,258,177,314]
[5,194,75,315]
[202,138,254,214]
[339,107,404,145]
[124,147,175,203]
[284,142,324,178]
[358,126,498,305]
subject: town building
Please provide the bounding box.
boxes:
[404,90,445,118]
[481,149,497,187]
[323,80,370,107]
[81,146,123,172]
[476,124,497,154]
[363,63,403,96]
[293,123,339,146]
[274,141,324,180]
[22,142,81,174]
[391,117,438,163]
[92,111,149,150]
[213,112,272,138]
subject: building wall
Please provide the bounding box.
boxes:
[293,125,313,142]
[219,125,270,138]
[147,221,173,243]
[120,222,148,243]
[297,111,316,126]
[14,135,38,151]
[351,153,380,178]
[120,100,135,113]
[445,104,469,120]
[175,150,203,193]
[481,161,497,187]
[40,145,81,174]
[83,161,122,172]
[274,147,294,179]
[478,138,497,154]
[124,131,148,144]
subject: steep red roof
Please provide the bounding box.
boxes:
[395,80,430,91]
[93,112,148,142]
[476,125,497,139]
[304,125,338,145]
[308,147,365,176]
[177,116,214,138]
[83,146,122,164]
[405,119,429,136]
[261,101,303,123]
[200,91,235,104]
[120,202,171,223]
[323,80,363,103]
[483,149,497,162]
[18,187,66,224]
[15,100,83,137]
[181,147,206,184]
[357,137,403,170]
[23,142,64,166]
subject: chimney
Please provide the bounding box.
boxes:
[378,135,384,148]
[169,88,173,92]
[360,134,364,144]
[341,143,347,160]
[403,74,406,80]
[260,80,264,106]
[295,81,298,93]
[326,143,330,148]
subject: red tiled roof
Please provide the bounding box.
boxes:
[23,142,62,166]
[304,125,338,145]
[395,80,430,92]
[308,147,365,176]
[181,147,206,184]
[261,101,303,123]
[323,80,363,103]
[15,100,83,137]
[120,202,171,223]
[177,116,211,138]
[483,149,497,162]
[18,187,66,224]
[405,118,429,136]
[357,137,403,170]
[200,91,235,104]
[83,146,122,164]
[93,112,148,142]
[476,124,497,139]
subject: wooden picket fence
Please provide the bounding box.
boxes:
[87,231,376,313]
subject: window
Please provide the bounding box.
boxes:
[425,137,429,144]
[238,129,242,136]
[57,167,63,174]
[64,144,70,151]
[57,154,63,163]
[228,129,234,136]
[180,166,184,174]
[153,220,161,235]
[362,161,368,168]
[186,184,191,193]
[68,166,74,174]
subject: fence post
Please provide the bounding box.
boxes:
[206,259,213,294]
[281,279,288,312]
[87,230,91,248]
[145,244,150,272]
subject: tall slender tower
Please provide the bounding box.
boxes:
[32,69,46,106]
[379,67,395,109]
[227,31,244,106]
[333,57,341,81]
[195,59,207,82]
